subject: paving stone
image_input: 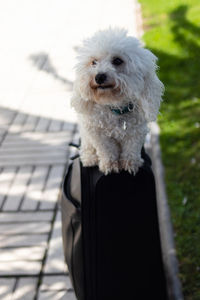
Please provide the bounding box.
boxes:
[0,145,67,152]
[4,132,71,144]
[43,211,67,274]
[0,246,45,261]
[12,277,37,300]
[2,167,33,211]
[0,107,16,127]
[62,122,75,132]
[40,275,73,291]
[0,278,16,300]
[0,222,51,234]
[21,115,39,132]
[0,127,7,136]
[0,261,42,276]
[0,136,5,144]
[35,117,51,132]
[0,211,53,223]
[38,291,76,300]
[40,166,65,210]
[48,120,62,132]
[0,155,68,167]
[9,113,27,133]
[0,132,71,166]
[0,234,48,248]
[21,166,49,210]
[0,167,17,208]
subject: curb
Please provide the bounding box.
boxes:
[150,122,184,300]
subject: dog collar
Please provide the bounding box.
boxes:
[109,102,134,115]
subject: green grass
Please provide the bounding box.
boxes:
[139,1,200,299]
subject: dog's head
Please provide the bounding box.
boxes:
[73,28,164,122]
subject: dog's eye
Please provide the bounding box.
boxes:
[91,60,97,66]
[112,57,124,66]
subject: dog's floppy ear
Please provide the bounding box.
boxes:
[140,49,164,122]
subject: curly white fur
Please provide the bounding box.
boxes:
[71,28,164,175]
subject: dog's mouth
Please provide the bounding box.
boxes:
[97,85,114,90]
[91,83,114,90]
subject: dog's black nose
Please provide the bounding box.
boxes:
[95,73,107,84]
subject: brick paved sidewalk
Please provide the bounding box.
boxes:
[0,106,77,300]
[0,0,141,299]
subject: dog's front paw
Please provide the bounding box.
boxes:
[99,160,119,175]
[120,158,144,175]
[81,154,99,167]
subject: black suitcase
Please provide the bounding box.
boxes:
[61,149,168,300]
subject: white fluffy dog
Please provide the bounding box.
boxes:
[71,28,164,175]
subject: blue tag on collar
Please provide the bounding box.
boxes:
[110,102,134,115]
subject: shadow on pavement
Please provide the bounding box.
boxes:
[29,52,73,90]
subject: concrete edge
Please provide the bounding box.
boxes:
[150,122,184,300]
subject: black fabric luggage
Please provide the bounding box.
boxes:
[61,149,168,300]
